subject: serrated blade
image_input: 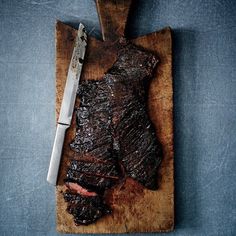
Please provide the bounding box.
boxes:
[58,23,87,125]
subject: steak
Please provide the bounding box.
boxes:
[64,39,162,226]
[63,190,111,225]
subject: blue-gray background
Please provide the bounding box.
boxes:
[0,0,235,235]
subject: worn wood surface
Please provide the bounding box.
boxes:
[55,1,173,232]
[96,0,132,41]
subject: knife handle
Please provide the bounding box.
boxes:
[47,124,69,185]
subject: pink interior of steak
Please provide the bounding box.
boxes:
[65,182,97,197]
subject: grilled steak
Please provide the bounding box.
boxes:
[63,190,111,225]
[64,39,162,226]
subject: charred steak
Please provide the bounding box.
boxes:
[63,39,162,225]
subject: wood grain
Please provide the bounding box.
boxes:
[55,21,174,233]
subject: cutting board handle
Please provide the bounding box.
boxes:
[96,0,132,41]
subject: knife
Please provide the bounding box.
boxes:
[47,23,87,185]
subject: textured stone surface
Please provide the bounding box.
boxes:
[0,0,235,235]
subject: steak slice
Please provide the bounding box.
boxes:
[70,80,113,165]
[66,171,118,193]
[65,160,119,193]
[68,160,119,178]
[63,190,111,225]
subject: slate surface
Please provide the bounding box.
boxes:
[0,0,235,236]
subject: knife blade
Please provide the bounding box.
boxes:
[47,23,87,185]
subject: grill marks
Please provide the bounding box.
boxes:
[63,40,162,226]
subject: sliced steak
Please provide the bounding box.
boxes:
[104,42,161,189]
[64,39,162,225]
[63,190,111,225]
[65,182,97,197]
[115,100,162,189]
[70,80,113,165]
[66,172,117,193]
[68,160,119,178]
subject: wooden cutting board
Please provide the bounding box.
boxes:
[55,0,174,233]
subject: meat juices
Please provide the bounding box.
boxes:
[63,39,162,225]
